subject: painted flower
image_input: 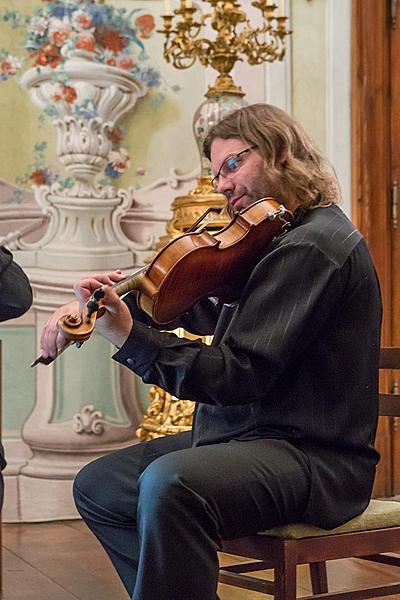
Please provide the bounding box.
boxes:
[116,54,134,71]
[73,99,97,120]
[32,43,62,68]
[104,55,116,66]
[71,9,94,32]
[30,169,48,185]
[48,5,69,19]
[107,126,123,145]
[135,14,155,40]
[101,30,126,53]
[48,17,72,47]
[30,167,58,186]
[51,82,77,104]
[27,16,49,37]
[105,148,130,179]
[0,54,22,80]
[63,85,77,103]
[75,32,96,52]
[2,3,164,92]
[50,82,64,102]
[140,66,161,88]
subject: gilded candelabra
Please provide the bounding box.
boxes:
[159,0,290,98]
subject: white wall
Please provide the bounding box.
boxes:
[291,0,352,215]
[233,0,352,215]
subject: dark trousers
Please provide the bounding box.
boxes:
[73,431,311,600]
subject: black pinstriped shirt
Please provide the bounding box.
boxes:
[114,204,382,528]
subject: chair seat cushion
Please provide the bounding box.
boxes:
[260,499,400,539]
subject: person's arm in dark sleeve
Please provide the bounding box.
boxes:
[0,247,33,322]
[123,291,223,336]
[113,242,340,405]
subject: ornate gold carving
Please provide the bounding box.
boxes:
[159,0,291,98]
[136,387,195,441]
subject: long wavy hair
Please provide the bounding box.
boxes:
[203,103,341,210]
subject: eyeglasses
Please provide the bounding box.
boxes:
[211,146,256,190]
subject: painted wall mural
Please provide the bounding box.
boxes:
[0,0,204,197]
[0,0,205,523]
[1,1,173,188]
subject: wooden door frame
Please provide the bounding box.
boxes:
[352,0,394,496]
[351,0,392,344]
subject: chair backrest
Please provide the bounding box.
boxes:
[379,347,400,417]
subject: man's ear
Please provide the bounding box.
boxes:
[277,149,288,167]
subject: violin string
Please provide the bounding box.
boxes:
[192,210,222,234]
[111,265,147,292]
[190,202,236,234]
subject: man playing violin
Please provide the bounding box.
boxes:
[40,103,382,600]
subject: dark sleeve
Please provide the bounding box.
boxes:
[113,242,340,406]
[0,247,33,322]
[123,291,223,336]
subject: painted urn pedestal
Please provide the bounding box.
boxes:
[5,54,148,522]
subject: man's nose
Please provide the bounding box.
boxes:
[216,175,234,196]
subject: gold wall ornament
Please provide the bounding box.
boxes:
[136,387,195,440]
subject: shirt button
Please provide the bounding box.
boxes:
[126,358,135,366]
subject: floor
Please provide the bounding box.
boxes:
[1,519,400,599]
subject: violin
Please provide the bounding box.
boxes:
[32,198,292,366]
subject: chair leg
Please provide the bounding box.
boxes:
[274,541,297,600]
[309,561,328,594]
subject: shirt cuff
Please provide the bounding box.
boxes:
[112,320,163,374]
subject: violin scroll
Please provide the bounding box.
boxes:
[57,302,105,343]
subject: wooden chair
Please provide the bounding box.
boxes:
[219,347,400,599]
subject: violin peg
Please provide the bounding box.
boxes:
[93,287,105,300]
[86,299,100,317]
